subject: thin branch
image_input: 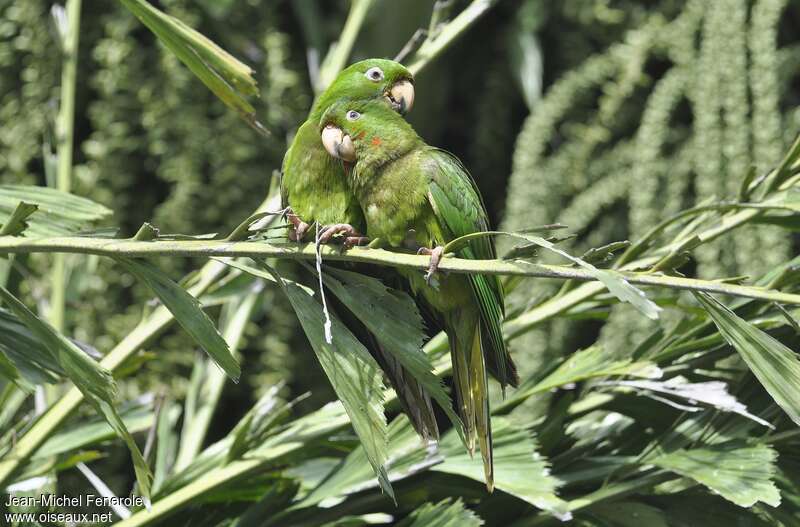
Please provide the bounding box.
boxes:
[506,192,796,338]
[406,0,503,75]
[0,237,798,307]
[51,0,82,334]
[394,28,427,63]
[615,200,793,267]
[316,0,376,93]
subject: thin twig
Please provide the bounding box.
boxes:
[394,28,428,63]
[406,0,503,75]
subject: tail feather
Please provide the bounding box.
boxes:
[448,316,494,491]
[329,288,439,441]
[449,326,476,453]
[483,325,520,390]
[468,273,519,391]
[374,339,439,441]
[471,326,493,491]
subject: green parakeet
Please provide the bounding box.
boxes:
[282,60,441,441]
[319,99,519,491]
[281,58,414,243]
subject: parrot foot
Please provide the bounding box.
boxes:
[285,210,310,242]
[342,236,371,249]
[417,245,444,285]
[318,223,368,246]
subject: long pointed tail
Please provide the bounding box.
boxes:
[471,326,493,491]
[448,319,493,491]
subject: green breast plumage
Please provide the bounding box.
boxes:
[281,120,365,228]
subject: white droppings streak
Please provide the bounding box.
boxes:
[315,223,333,344]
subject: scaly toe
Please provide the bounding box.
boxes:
[343,236,370,249]
[285,211,310,242]
[420,246,444,285]
[319,223,362,244]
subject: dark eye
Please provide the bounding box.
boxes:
[346,110,361,121]
[364,67,384,82]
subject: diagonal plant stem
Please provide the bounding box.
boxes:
[507,173,800,339]
[172,288,260,472]
[0,260,228,489]
[115,408,352,527]
[51,0,82,334]
[316,0,376,93]
[406,0,504,75]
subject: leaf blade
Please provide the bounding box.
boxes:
[266,265,392,499]
[652,441,781,508]
[117,258,240,382]
[322,267,462,439]
[696,292,800,426]
[0,286,152,499]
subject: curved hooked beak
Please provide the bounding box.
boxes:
[386,79,415,115]
[321,124,355,162]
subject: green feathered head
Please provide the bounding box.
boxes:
[318,99,419,163]
[312,59,415,118]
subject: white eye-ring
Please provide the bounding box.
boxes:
[346,110,361,121]
[365,67,384,82]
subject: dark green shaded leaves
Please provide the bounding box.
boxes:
[35,402,153,460]
[296,414,438,508]
[0,286,151,499]
[697,292,800,426]
[117,258,240,382]
[305,415,569,519]
[0,308,64,386]
[0,351,21,386]
[585,501,669,527]
[653,441,781,508]
[118,0,260,127]
[432,418,570,520]
[322,267,462,438]
[397,498,483,527]
[0,288,115,401]
[227,385,290,462]
[267,265,392,499]
[0,185,111,237]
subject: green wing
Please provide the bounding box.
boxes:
[424,148,518,389]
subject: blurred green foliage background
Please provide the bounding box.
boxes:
[2,1,800,521]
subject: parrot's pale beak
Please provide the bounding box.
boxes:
[321,124,356,162]
[387,79,415,115]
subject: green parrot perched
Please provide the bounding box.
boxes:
[281,58,414,244]
[318,99,519,491]
[281,60,442,441]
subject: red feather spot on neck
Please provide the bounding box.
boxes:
[355,130,366,140]
[371,136,382,146]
